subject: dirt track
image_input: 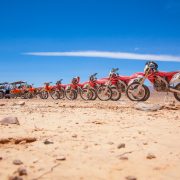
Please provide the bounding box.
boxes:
[0,95,180,180]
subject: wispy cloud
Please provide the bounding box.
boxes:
[24,51,180,62]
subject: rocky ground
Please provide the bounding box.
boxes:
[0,94,180,180]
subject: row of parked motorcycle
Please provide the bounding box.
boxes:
[0,61,180,101]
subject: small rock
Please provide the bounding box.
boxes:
[143,142,148,145]
[12,101,25,106]
[17,167,27,176]
[0,117,20,125]
[146,153,156,159]
[119,156,128,160]
[72,134,77,138]
[0,103,5,106]
[134,103,163,112]
[44,140,53,145]
[56,156,66,161]
[126,176,137,180]
[107,141,114,145]
[13,160,23,165]
[0,157,3,160]
[117,143,125,149]
[9,176,23,180]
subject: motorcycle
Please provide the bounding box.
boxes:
[126,61,180,101]
[40,82,60,100]
[65,77,94,100]
[25,84,40,99]
[82,73,113,101]
[55,79,67,99]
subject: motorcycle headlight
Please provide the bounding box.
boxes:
[84,84,89,88]
[65,85,71,90]
[144,65,149,73]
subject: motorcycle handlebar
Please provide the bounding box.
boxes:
[111,68,119,73]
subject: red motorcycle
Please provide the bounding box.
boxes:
[65,77,94,100]
[98,68,146,101]
[126,61,180,101]
[55,79,67,99]
[25,84,39,99]
[82,73,112,101]
[40,82,60,100]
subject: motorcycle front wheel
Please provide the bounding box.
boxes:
[80,88,93,100]
[50,90,60,100]
[90,88,97,100]
[126,82,149,101]
[40,90,49,99]
[97,85,112,101]
[110,87,121,101]
[65,89,77,100]
[59,89,65,99]
[174,83,180,101]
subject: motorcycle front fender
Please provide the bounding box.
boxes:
[128,77,143,85]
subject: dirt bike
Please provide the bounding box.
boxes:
[82,73,112,101]
[105,68,149,101]
[65,77,94,100]
[25,84,40,99]
[55,79,67,99]
[40,82,60,100]
[126,61,180,101]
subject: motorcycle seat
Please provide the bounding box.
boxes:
[157,71,179,77]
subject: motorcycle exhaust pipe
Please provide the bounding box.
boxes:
[169,87,180,93]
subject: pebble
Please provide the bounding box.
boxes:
[12,101,25,106]
[107,141,114,145]
[13,160,23,165]
[72,134,77,138]
[56,156,66,161]
[126,176,137,180]
[146,153,156,159]
[44,140,54,145]
[119,156,128,160]
[17,167,27,176]
[117,143,125,149]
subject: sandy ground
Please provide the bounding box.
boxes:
[0,94,180,180]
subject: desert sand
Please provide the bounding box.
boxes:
[0,93,180,180]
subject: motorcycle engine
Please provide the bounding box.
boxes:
[153,78,167,91]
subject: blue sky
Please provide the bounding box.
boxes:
[0,0,180,85]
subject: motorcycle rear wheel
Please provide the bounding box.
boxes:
[174,83,180,101]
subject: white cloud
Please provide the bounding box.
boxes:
[24,51,180,62]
